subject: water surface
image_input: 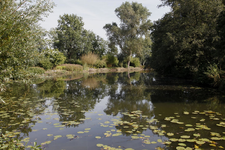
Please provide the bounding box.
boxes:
[0,72,225,150]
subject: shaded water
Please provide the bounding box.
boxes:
[1,72,225,150]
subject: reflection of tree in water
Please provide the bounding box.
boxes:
[0,83,47,140]
[53,74,108,127]
[104,72,154,135]
[37,80,66,98]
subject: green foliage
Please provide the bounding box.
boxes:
[151,0,224,78]
[54,14,108,60]
[81,52,99,67]
[27,67,45,75]
[216,10,225,69]
[38,79,66,98]
[38,58,53,70]
[66,59,82,65]
[54,14,84,59]
[107,55,119,67]
[130,57,140,67]
[65,59,76,64]
[91,35,109,58]
[204,64,225,87]
[83,63,89,71]
[55,66,66,70]
[102,55,119,67]
[56,64,83,72]
[94,59,107,68]
[38,49,66,70]
[0,129,41,150]
[75,59,83,65]
[0,0,55,80]
[104,2,152,68]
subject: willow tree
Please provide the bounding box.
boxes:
[0,0,55,80]
[103,2,152,68]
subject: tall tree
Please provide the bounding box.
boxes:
[104,2,152,68]
[0,0,55,80]
[151,0,224,78]
[54,14,108,60]
[54,14,84,60]
[216,10,225,69]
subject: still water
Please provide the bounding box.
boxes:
[1,72,225,150]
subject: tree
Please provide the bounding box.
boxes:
[54,14,84,60]
[151,0,224,78]
[38,49,66,70]
[54,14,108,61]
[91,35,109,58]
[216,10,225,69]
[0,0,55,80]
[103,2,152,68]
[136,37,152,66]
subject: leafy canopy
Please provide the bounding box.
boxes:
[104,2,152,68]
[0,0,55,80]
[151,0,224,78]
[54,14,108,61]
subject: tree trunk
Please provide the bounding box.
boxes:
[128,60,130,69]
[127,52,132,69]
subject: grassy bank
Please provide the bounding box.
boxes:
[34,64,144,80]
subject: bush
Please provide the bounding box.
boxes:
[27,67,45,74]
[38,58,53,70]
[56,64,83,72]
[130,57,140,67]
[83,63,89,71]
[52,50,66,66]
[55,66,66,70]
[81,52,99,67]
[38,49,66,70]
[95,59,106,68]
[66,59,82,65]
[66,59,76,64]
[119,62,123,67]
[75,59,82,65]
[102,55,119,67]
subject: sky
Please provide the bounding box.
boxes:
[40,0,170,40]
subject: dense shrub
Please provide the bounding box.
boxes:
[95,59,106,68]
[38,58,53,70]
[27,67,45,74]
[55,66,66,70]
[75,59,82,65]
[83,63,89,71]
[130,57,140,67]
[81,52,99,67]
[56,64,83,72]
[38,49,66,69]
[66,59,83,65]
[102,55,119,67]
[65,59,76,64]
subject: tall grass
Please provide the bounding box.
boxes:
[82,77,99,89]
[81,52,99,67]
[55,64,83,72]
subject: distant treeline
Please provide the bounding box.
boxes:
[1,0,225,90]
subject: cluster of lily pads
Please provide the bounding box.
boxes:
[1,94,225,150]
[92,109,225,150]
[158,110,225,150]
[93,110,165,150]
[0,97,45,149]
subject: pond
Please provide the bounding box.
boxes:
[1,72,225,150]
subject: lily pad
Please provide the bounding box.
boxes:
[167,133,174,136]
[95,136,101,139]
